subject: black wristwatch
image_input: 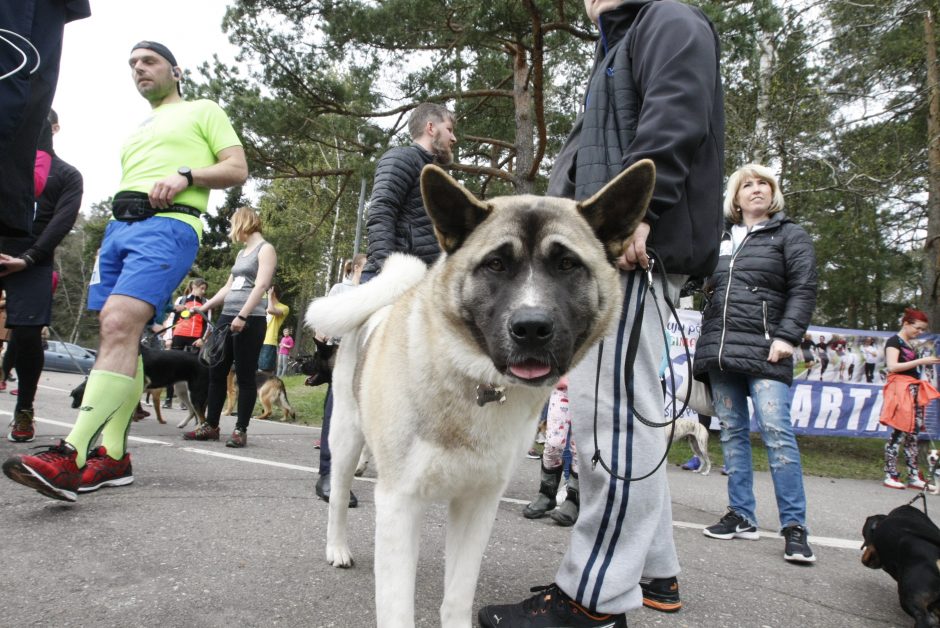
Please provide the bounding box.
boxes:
[178,166,193,187]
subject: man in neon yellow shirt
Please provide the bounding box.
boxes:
[2,41,248,502]
[258,285,289,373]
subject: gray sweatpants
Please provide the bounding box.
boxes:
[556,271,684,614]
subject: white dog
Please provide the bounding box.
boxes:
[305,162,654,627]
[668,418,711,476]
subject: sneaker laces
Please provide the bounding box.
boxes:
[785,525,807,545]
[521,584,570,614]
[11,410,33,429]
[28,441,74,462]
[718,508,742,526]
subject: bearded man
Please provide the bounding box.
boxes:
[359,102,457,282]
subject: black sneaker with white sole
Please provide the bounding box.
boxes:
[703,508,760,540]
[782,524,816,563]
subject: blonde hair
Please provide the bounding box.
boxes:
[229,206,262,242]
[723,164,785,224]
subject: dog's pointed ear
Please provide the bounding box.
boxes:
[421,164,493,254]
[576,159,655,260]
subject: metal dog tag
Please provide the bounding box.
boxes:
[475,384,507,407]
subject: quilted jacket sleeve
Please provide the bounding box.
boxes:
[366,147,419,270]
[774,223,818,346]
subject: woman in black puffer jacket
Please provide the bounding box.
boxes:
[693,164,818,564]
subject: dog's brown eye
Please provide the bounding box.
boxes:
[559,257,578,271]
[486,258,505,272]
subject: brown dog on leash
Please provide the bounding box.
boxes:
[223,370,295,421]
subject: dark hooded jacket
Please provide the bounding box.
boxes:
[363,144,441,273]
[548,0,725,278]
[693,213,817,385]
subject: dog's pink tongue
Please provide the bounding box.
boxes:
[509,361,551,380]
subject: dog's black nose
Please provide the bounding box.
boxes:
[509,308,554,349]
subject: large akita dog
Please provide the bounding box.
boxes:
[305,161,655,628]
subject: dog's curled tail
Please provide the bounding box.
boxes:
[305,253,427,338]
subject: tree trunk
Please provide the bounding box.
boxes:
[924,7,940,324]
[752,30,776,163]
[511,44,535,194]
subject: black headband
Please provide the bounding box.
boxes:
[131,41,178,67]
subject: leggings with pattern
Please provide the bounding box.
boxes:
[884,384,925,478]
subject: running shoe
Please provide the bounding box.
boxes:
[2,440,80,502]
[703,508,759,540]
[79,446,134,493]
[7,408,35,442]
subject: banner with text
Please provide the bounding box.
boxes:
[663,311,940,439]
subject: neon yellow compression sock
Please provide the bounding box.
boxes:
[66,364,140,467]
[101,355,144,461]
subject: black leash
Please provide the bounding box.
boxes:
[908,491,929,517]
[590,250,697,483]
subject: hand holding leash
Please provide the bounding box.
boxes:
[616,222,651,271]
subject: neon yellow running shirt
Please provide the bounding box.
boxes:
[118,99,242,238]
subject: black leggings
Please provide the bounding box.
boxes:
[205,314,266,432]
[5,327,43,411]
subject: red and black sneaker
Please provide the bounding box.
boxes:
[2,440,80,502]
[78,446,134,493]
[7,408,35,442]
[183,424,220,441]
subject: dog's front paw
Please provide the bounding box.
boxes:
[326,544,354,568]
[176,421,188,428]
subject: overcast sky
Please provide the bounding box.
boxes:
[52,0,238,215]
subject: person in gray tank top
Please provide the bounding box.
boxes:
[184,206,277,448]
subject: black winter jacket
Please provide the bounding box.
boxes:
[548,0,725,277]
[363,144,441,273]
[693,213,817,386]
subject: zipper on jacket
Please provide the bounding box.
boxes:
[717,231,756,369]
[762,301,770,340]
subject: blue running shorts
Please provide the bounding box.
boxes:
[88,217,199,315]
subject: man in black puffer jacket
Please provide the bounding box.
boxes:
[361,102,456,280]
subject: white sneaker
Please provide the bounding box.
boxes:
[883,474,905,489]
[907,476,935,491]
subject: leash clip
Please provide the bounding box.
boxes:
[591,450,600,470]
[644,258,656,288]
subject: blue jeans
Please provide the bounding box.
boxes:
[708,369,807,530]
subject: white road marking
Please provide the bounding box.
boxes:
[672,520,861,550]
[38,384,75,393]
[2,410,864,550]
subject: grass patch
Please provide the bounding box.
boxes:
[666,432,891,481]
[252,375,327,427]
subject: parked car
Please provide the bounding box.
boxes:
[43,340,96,374]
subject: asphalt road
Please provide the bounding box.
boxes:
[0,370,933,627]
